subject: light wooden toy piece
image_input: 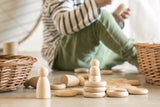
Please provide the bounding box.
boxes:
[114,4,127,16]
[36,67,51,99]
[85,81,107,87]
[61,75,80,87]
[127,80,140,86]
[74,68,89,73]
[24,76,39,88]
[3,42,18,55]
[78,75,85,86]
[127,88,148,95]
[90,59,100,67]
[77,74,89,79]
[71,88,84,95]
[55,90,77,97]
[50,83,66,90]
[89,76,101,82]
[107,88,128,98]
[84,87,106,93]
[89,66,101,76]
[84,92,106,98]
[100,70,112,75]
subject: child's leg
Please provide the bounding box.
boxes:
[53,9,137,70]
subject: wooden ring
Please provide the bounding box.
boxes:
[128,88,148,95]
[84,87,106,92]
[85,81,107,87]
[100,70,112,75]
[84,92,106,98]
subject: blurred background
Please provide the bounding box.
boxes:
[0,0,160,51]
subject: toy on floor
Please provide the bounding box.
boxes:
[24,76,39,88]
[74,68,89,73]
[61,74,80,87]
[36,67,51,99]
[83,60,107,98]
[50,83,66,90]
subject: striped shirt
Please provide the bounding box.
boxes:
[41,0,101,68]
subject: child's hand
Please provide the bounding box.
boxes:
[113,8,131,23]
[95,0,113,8]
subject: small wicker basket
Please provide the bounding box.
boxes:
[134,43,160,85]
[0,55,37,92]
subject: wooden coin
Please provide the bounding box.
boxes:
[107,88,128,98]
[55,90,77,97]
[84,92,106,98]
[50,83,66,90]
[85,81,107,87]
[100,70,112,75]
[127,88,148,95]
[84,87,106,93]
[71,88,84,95]
[77,74,89,79]
[74,68,89,73]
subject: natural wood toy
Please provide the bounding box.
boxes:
[77,74,89,79]
[50,83,66,90]
[84,91,106,98]
[61,75,80,87]
[74,68,89,73]
[84,87,106,93]
[55,90,77,97]
[127,80,140,86]
[3,42,18,55]
[89,66,101,76]
[85,81,107,87]
[71,88,84,95]
[127,87,148,95]
[113,3,127,16]
[90,59,100,67]
[107,88,129,98]
[78,75,85,86]
[89,76,101,82]
[24,76,39,88]
[36,67,51,99]
[100,70,112,75]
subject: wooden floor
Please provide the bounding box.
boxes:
[0,51,160,107]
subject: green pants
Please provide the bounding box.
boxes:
[54,10,137,70]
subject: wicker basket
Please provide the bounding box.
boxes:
[134,43,160,85]
[0,55,37,92]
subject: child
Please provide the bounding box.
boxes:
[41,0,138,70]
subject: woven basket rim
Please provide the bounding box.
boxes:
[134,43,160,48]
[0,55,37,67]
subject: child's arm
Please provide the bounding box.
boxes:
[48,0,110,35]
[49,0,100,35]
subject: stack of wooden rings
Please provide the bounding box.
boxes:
[83,59,107,98]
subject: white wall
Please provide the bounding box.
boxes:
[19,21,43,52]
